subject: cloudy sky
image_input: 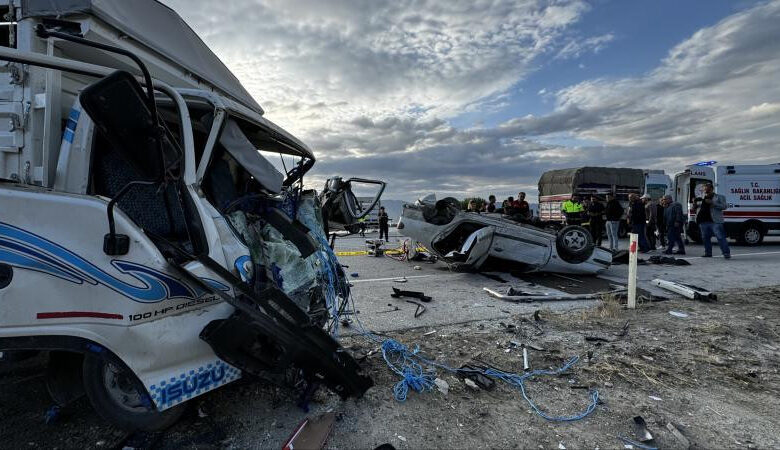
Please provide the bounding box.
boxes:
[162,0,780,201]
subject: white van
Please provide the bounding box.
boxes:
[673,163,780,245]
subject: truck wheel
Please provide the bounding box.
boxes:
[739,223,764,246]
[556,225,595,264]
[83,354,184,431]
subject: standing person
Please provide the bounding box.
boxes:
[485,195,497,213]
[643,195,658,249]
[503,196,515,214]
[515,192,531,219]
[587,195,605,247]
[695,183,731,259]
[628,193,650,252]
[378,206,390,242]
[467,199,480,213]
[561,195,585,226]
[656,199,667,249]
[662,195,685,255]
[605,193,623,251]
[358,216,366,237]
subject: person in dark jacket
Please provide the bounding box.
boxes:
[514,192,531,219]
[656,200,667,248]
[627,193,650,252]
[378,206,390,242]
[604,193,623,251]
[694,183,730,258]
[485,195,497,213]
[662,195,685,255]
[587,195,605,247]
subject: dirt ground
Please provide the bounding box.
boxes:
[1,285,779,449]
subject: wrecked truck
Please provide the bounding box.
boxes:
[397,195,612,274]
[0,1,378,431]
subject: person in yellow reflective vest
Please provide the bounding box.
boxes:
[561,195,585,225]
[357,216,366,237]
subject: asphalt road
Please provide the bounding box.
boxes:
[335,230,780,334]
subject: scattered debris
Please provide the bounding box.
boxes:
[458,363,496,391]
[633,416,654,442]
[391,287,432,302]
[351,272,360,278]
[396,435,407,442]
[483,287,625,303]
[393,277,408,283]
[43,405,60,425]
[647,255,691,266]
[522,346,530,371]
[648,395,662,401]
[282,412,337,450]
[423,330,437,336]
[405,300,427,318]
[618,435,658,450]
[464,379,480,390]
[668,311,689,318]
[413,265,422,270]
[652,279,717,301]
[666,422,691,449]
[558,442,567,449]
[434,378,449,395]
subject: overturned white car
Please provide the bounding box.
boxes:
[397,196,612,275]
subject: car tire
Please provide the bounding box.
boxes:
[738,222,764,246]
[556,225,595,264]
[82,353,185,431]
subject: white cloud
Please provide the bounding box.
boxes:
[555,32,615,59]
[505,0,780,169]
[161,0,780,201]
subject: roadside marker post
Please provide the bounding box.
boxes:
[627,233,638,309]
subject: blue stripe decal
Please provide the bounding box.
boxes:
[63,108,80,143]
[0,222,226,304]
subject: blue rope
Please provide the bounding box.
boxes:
[376,338,599,421]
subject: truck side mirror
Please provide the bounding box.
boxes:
[80,71,176,255]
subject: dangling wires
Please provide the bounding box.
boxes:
[377,337,599,422]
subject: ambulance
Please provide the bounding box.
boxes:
[673,162,780,245]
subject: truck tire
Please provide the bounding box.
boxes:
[738,222,764,246]
[556,225,595,264]
[83,354,185,431]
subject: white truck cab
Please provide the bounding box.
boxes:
[643,169,672,200]
[673,162,780,245]
[0,0,378,431]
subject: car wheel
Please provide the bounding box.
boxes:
[739,223,764,246]
[83,354,185,431]
[556,225,595,264]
